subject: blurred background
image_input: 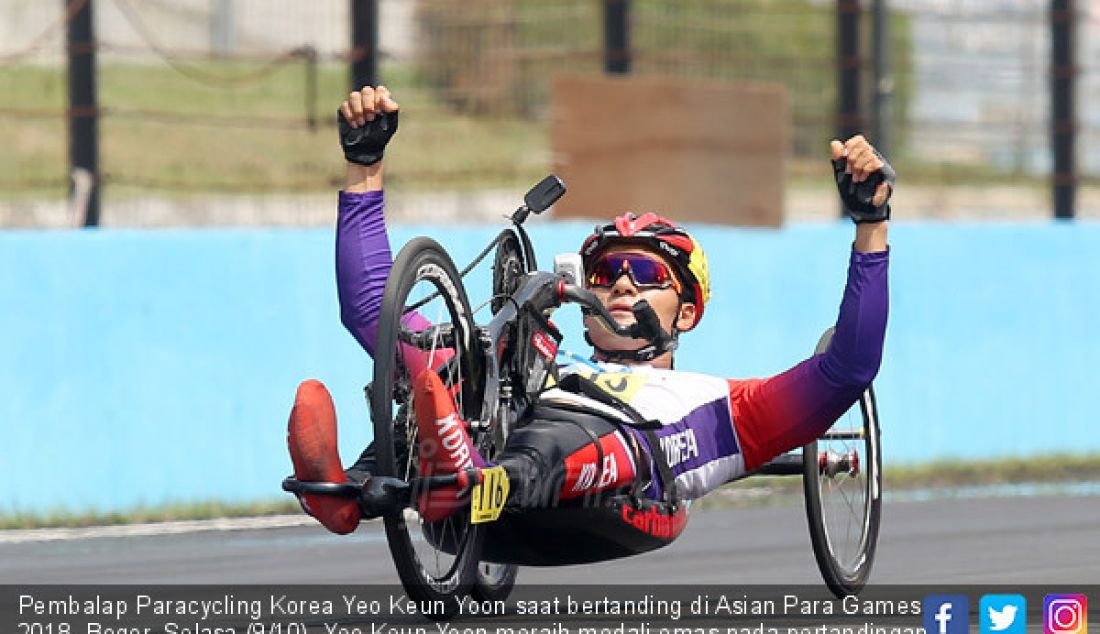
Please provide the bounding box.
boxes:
[4,0,1100,226]
[2,0,1098,520]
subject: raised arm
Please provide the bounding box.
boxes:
[730,136,891,470]
[333,86,410,357]
[335,185,392,357]
[333,87,440,377]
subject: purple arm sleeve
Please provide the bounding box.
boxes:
[819,249,889,388]
[729,248,889,470]
[336,190,392,356]
[335,190,435,372]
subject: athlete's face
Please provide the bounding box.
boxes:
[583,246,696,362]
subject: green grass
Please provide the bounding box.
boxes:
[0,499,301,531]
[0,60,550,199]
[884,453,1100,488]
[4,454,1098,529]
[691,452,1100,511]
[0,4,1061,203]
[0,2,915,200]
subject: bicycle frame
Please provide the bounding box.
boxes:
[283,174,883,600]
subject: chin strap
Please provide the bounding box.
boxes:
[583,297,685,364]
[585,327,679,364]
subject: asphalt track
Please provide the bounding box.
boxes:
[2,494,1097,584]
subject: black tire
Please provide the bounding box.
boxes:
[472,562,519,602]
[372,237,484,618]
[491,229,526,314]
[802,328,883,597]
[472,229,526,601]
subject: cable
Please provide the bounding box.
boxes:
[101,172,332,193]
[0,106,317,130]
[0,0,88,63]
[104,107,316,130]
[109,0,307,88]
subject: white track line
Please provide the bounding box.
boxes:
[0,514,316,544]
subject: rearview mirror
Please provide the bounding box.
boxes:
[524,175,567,214]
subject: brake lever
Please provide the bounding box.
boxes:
[629,299,668,343]
[559,284,674,345]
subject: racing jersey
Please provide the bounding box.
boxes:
[337,189,888,502]
[545,355,744,499]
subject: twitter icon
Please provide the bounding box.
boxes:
[981,595,1027,634]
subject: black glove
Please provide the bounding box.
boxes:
[832,150,895,223]
[338,109,399,166]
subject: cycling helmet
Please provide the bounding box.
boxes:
[580,212,711,329]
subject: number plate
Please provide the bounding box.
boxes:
[471,466,510,524]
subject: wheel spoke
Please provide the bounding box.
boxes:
[843,483,855,562]
[819,408,874,575]
[427,302,445,372]
[806,339,880,595]
[372,241,482,609]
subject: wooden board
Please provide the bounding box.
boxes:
[551,74,788,227]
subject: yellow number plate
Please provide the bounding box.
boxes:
[471,466,510,524]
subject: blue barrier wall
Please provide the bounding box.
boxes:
[2,221,1098,514]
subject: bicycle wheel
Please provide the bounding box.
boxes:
[472,562,519,602]
[802,328,883,597]
[472,230,525,601]
[372,237,484,617]
[491,229,526,314]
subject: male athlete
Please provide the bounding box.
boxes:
[286,86,891,562]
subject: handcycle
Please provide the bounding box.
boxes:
[284,176,882,615]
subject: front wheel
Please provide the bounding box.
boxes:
[472,229,527,601]
[371,237,484,618]
[472,562,519,602]
[802,328,883,597]
[491,229,526,315]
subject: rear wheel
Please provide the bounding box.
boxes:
[372,237,484,618]
[469,230,527,602]
[802,328,883,597]
[491,229,526,315]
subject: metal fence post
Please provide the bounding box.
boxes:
[871,0,891,157]
[351,0,379,90]
[604,0,632,74]
[836,0,863,218]
[210,0,236,55]
[836,0,863,142]
[1051,0,1077,219]
[66,0,100,227]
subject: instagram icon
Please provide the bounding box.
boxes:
[1045,595,1087,634]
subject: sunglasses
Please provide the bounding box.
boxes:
[587,252,682,293]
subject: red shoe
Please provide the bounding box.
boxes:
[412,370,486,522]
[287,379,360,534]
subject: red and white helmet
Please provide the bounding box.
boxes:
[580,212,711,329]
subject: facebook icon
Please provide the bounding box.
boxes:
[924,595,971,634]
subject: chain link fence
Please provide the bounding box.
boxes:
[0,0,1097,226]
[890,0,1097,220]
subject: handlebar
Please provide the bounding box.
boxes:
[556,281,675,349]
